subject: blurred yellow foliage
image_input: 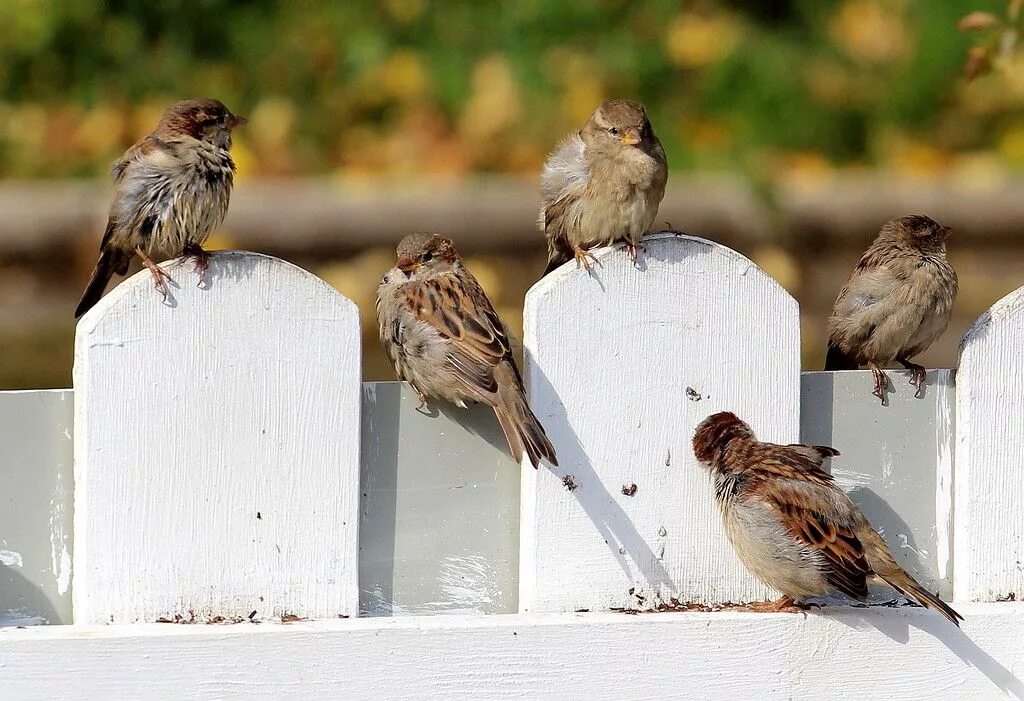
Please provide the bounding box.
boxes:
[460,55,521,143]
[230,138,257,179]
[203,230,239,252]
[665,12,743,68]
[357,49,429,104]
[883,137,950,176]
[463,256,505,304]
[545,48,605,125]
[829,1,909,64]
[319,247,395,329]
[998,122,1024,166]
[751,245,801,293]
[381,0,426,24]
[773,152,834,189]
[73,103,126,159]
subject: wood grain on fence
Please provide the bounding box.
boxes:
[520,232,801,612]
[955,286,1024,602]
[72,252,361,623]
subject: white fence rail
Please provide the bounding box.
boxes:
[1,235,1023,697]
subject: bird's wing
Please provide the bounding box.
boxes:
[784,444,841,464]
[540,133,587,204]
[110,133,170,182]
[744,449,870,600]
[540,134,588,242]
[398,270,514,400]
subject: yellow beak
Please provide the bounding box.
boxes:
[621,127,642,146]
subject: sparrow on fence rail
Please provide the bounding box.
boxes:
[692,411,962,626]
[74,98,246,318]
[539,99,667,277]
[824,214,958,402]
[376,233,558,469]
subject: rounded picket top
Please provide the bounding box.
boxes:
[73,251,361,624]
[955,284,1024,602]
[520,232,800,613]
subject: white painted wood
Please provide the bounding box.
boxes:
[0,391,74,626]
[801,370,955,599]
[72,252,361,623]
[359,382,519,615]
[521,232,800,612]
[0,605,1020,699]
[955,285,1024,602]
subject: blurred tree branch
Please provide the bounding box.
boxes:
[960,0,1024,80]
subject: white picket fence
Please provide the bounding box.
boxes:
[1,232,1023,699]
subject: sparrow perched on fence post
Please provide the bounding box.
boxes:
[539,99,667,277]
[824,214,958,402]
[74,98,246,318]
[692,411,962,626]
[376,233,558,469]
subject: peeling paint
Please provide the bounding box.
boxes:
[832,467,874,489]
[0,549,23,567]
[934,374,954,581]
[49,471,71,595]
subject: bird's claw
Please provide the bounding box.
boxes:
[573,247,598,274]
[183,243,211,287]
[900,361,927,398]
[749,596,810,614]
[624,242,645,266]
[145,262,172,301]
[870,365,888,405]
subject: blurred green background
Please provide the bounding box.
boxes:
[1,0,1023,388]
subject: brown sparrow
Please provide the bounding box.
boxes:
[376,233,558,469]
[692,411,962,626]
[824,215,958,402]
[539,99,667,276]
[74,98,246,318]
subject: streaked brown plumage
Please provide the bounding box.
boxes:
[376,233,558,469]
[539,99,667,276]
[692,411,962,626]
[75,98,246,318]
[825,214,958,402]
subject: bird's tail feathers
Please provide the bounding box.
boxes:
[542,256,566,277]
[494,387,558,469]
[74,248,125,318]
[824,343,859,371]
[879,570,963,627]
[542,236,573,278]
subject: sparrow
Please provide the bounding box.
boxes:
[74,98,246,318]
[692,411,962,626]
[539,99,667,276]
[376,233,558,469]
[824,215,958,402]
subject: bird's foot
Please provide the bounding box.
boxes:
[136,247,172,302]
[899,359,927,398]
[748,596,810,614]
[183,243,211,287]
[573,247,598,273]
[623,241,645,266]
[416,393,428,411]
[869,363,888,405]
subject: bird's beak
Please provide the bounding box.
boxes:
[621,127,642,146]
[228,113,248,129]
[396,255,420,272]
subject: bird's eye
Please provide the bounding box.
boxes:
[422,252,433,263]
[609,127,619,136]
